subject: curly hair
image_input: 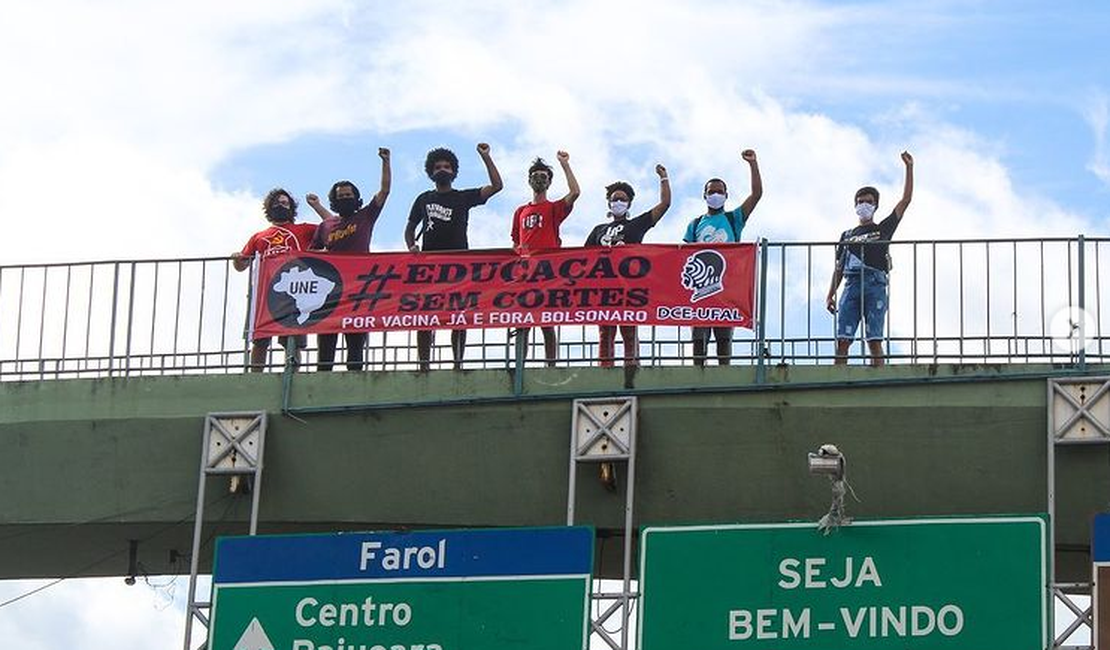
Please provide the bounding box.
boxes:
[605,181,635,202]
[424,147,459,179]
[328,181,362,212]
[262,188,298,222]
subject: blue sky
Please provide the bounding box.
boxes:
[0,0,1106,646]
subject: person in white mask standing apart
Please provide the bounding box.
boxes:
[682,149,763,366]
[825,151,914,367]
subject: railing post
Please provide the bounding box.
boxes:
[107,262,120,378]
[1078,234,1087,371]
[755,238,769,383]
[125,262,136,376]
[513,329,526,396]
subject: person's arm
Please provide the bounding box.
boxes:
[892,151,913,218]
[477,142,503,201]
[373,147,391,208]
[826,268,843,313]
[649,163,671,223]
[404,198,421,252]
[511,206,521,248]
[557,150,580,208]
[305,193,334,221]
[739,149,762,219]
[825,240,845,312]
[231,237,253,271]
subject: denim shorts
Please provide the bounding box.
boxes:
[836,267,889,341]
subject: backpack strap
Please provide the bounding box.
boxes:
[726,209,743,241]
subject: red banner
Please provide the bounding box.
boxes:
[251,244,756,337]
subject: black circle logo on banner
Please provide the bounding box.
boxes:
[266,256,344,328]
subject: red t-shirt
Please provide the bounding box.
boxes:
[239,223,318,260]
[512,199,572,252]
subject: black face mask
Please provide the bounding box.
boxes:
[268,205,292,223]
[432,169,455,185]
[334,198,360,217]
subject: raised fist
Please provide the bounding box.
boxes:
[901,151,913,166]
[741,149,757,162]
[379,147,391,160]
[656,164,667,177]
[476,142,491,155]
[306,193,320,204]
[557,150,570,163]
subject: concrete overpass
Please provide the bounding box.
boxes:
[2,363,1105,584]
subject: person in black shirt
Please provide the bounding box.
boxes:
[404,144,503,370]
[584,164,671,367]
[825,151,914,366]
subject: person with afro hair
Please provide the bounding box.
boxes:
[404,143,503,370]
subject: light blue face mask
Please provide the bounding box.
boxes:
[609,200,629,217]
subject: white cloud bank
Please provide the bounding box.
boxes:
[0,0,1101,266]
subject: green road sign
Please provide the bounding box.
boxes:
[209,527,593,650]
[638,516,1047,650]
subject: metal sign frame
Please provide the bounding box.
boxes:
[182,411,268,650]
[1048,377,1110,649]
[568,396,638,650]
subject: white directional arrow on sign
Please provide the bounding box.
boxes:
[233,617,275,650]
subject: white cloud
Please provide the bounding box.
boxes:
[1083,90,1110,185]
[0,577,187,650]
[1,0,1100,265]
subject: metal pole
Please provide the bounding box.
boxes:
[620,409,638,650]
[108,262,119,377]
[182,422,210,650]
[566,415,578,526]
[1046,379,1055,594]
[513,330,526,397]
[755,239,769,381]
[248,413,267,535]
[1079,235,1087,371]
[125,262,136,376]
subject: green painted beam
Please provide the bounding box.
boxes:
[1,364,1106,582]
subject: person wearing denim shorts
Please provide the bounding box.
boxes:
[825,152,914,366]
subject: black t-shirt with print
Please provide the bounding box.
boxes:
[407,187,488,251]
[584,211,655,247]
[834,211,902,272]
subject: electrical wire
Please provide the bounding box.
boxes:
[0,491,235,611]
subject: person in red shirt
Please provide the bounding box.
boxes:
[231,188,317,372]
[510,151,580,366]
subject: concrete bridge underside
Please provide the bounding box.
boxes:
[1,364,1106,583]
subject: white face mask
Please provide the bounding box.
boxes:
[855,202,876,222]
[706,193,726,210]
[609,200,629,217]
